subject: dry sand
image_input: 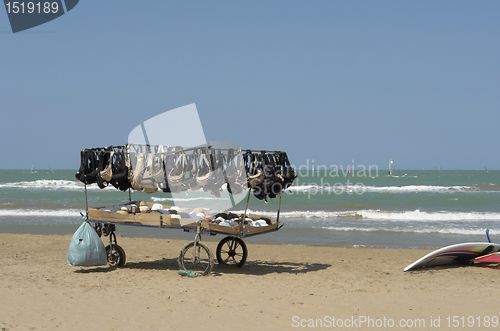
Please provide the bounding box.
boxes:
[1,233,500,330]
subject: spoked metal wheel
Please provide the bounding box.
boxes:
[106,244,126,267]
[216,236,248,268]
[178,242,214,276]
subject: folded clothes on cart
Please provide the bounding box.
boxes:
[87,201,279,237]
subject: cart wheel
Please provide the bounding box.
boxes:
[178,242,214,276]
[216,236,248,268]
[106,244,126,267]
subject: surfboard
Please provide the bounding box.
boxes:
[404,242,500,271]
[474,252,500,263]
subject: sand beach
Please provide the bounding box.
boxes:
[1,233,500,330]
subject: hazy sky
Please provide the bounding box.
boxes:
[1,1,499,170]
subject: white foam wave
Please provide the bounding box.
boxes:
[0,180,90,191]
[287,184,478,194]
[321,226,497,236]
[151,196,230,202]
[250,209,500,221]
[362,185,474,193]
[356,209,500,221]
[0,209,82,217]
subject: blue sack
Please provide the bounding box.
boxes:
[67,221,107,266]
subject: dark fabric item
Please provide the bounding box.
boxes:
[96,149,112,189]
[75,149,99,185]
[109,149,131,191]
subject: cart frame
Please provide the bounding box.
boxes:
[84,185,285,275]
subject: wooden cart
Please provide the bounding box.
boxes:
[85,191,284,276]
[77,144,295,275]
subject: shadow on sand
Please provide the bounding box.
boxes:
[74,258,331,276]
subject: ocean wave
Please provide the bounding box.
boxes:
[0,180,100,191]
[226,209,367,219]
[2,207,497,223]
[2,180,498,195]
[320,226,497,236]
[286,184,484,194]
[151,196,230,202]
[354,209,500,221]
[242,209,500,221]
[362,185,475,193]
[0,208,83,217]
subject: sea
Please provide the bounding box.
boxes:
[1,169,499,249]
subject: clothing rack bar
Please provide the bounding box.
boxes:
[80,145,285,155]
[80,145,210,155]
[126,145,285,155]
[126,144,211,151]
[207,148,284,154]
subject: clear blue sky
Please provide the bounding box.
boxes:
[1,1,499,170]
